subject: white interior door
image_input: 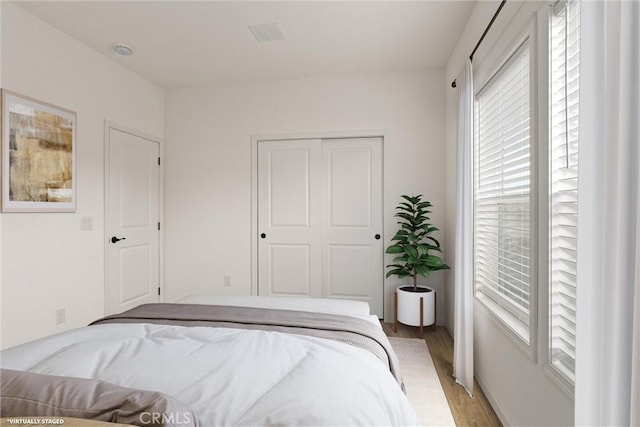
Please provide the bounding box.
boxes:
[106,126,160,314]
[258,140,323,297]
[257,136,384,317]
[322,138,383,316]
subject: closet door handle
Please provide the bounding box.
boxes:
[111,236,126,244]
[260,233,266,239]
[375,234,381,240]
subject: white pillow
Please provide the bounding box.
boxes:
[176,294,371,318]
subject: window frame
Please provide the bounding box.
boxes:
[473,20,539,361]
[469,1,579,398]
[541,0,579,398]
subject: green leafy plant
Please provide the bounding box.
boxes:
[385,195,450,291]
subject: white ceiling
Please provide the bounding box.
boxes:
[13,1,476,89]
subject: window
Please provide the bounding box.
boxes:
[549,0,580,387]
[474,38,534,346]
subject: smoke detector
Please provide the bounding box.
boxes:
[113,44,133,56]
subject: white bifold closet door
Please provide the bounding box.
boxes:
[257,137,384,317]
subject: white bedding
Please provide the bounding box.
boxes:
[1,322,418,426]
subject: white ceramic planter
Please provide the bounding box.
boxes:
[396,285,435,327]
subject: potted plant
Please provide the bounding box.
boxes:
[386,195,449,327]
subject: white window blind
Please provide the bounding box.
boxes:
[474,39,533,344]
[549,0,580,385]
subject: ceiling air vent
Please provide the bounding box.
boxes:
[248,23,286,42]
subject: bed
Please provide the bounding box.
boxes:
[1,295,418,426]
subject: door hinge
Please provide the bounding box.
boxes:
[158,287,161,296]
[158,157,161,166]
[158,222,161,230]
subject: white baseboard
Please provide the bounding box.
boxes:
[474,371,513,427]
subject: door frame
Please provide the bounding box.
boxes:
[104,121,164,314]
[250,130,388,311]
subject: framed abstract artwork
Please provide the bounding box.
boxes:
[1,90,76,212]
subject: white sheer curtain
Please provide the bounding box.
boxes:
[575,1,640,425]
[453,59,474,397]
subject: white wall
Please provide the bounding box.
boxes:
[0,1,3,351]
[0,2,164,349]
[444,1,574,425]
[164,71,448,321]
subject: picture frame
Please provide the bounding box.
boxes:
[1,90,76,212]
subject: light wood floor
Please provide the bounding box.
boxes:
[382,322,502,427]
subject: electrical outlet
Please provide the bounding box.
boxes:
[55,308,66,325]
[224,275,231,287]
